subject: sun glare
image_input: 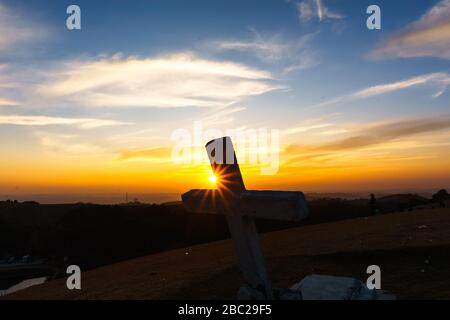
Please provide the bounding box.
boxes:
[208,173,217,184]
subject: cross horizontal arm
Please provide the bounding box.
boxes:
[182,189,309,222]
[181,189,224,215]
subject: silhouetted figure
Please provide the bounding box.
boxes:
[369,194,379,216]
[432,189,449,208]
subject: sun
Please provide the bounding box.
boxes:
[208,173,217,184]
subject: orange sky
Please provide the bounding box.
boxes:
[1,130,449,198]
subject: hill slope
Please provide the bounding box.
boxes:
[4,207,450,300]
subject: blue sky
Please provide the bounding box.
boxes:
[0,0,449,196]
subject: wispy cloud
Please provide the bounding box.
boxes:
[354,73,450,98]
[314,72,450,108]
[371,0,450,60]
[297,0,344,22]
[36,132,106,157]
[0,64,23,106]
[317,116,450,152]
[37,53,280,108]
[216,36,288,62]
[281,113,341,137]
[106,129,159,145]
[320,129,349,136]
[0,4,47,52]
[0,98,21,106]
[282,116,450,168]
[282,123,332,136]
[199,106,247,127]
[0,115,130,128]
[211,31,319,73]
[286,116,450,154]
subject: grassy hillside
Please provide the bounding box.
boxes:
[5,207,450,300]
[0,194,430,272]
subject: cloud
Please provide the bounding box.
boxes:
[217,37,287,62]
[199,106,247,127]
[297,0,344,22]
[314,72,450,108]
[212,31,319,73]
[117,115,450,166]
[318,116,450,152]
[354,73,450,98]
[0,98,20,106]
[320,129,348,136]
[37,53,280,108]
[0,4,47,52]
[281,114,341,137]
[0,64,22,106]
[282,123,332,136]
[0,115,130,128]
[106,129,159,145]
[282,116,450,167]
[371,0,450,60]
[36,132,106,156]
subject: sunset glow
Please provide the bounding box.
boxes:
[0,0,449,203]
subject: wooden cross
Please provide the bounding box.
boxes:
[182,137,309,299]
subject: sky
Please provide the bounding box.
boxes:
[0,0,449,202]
